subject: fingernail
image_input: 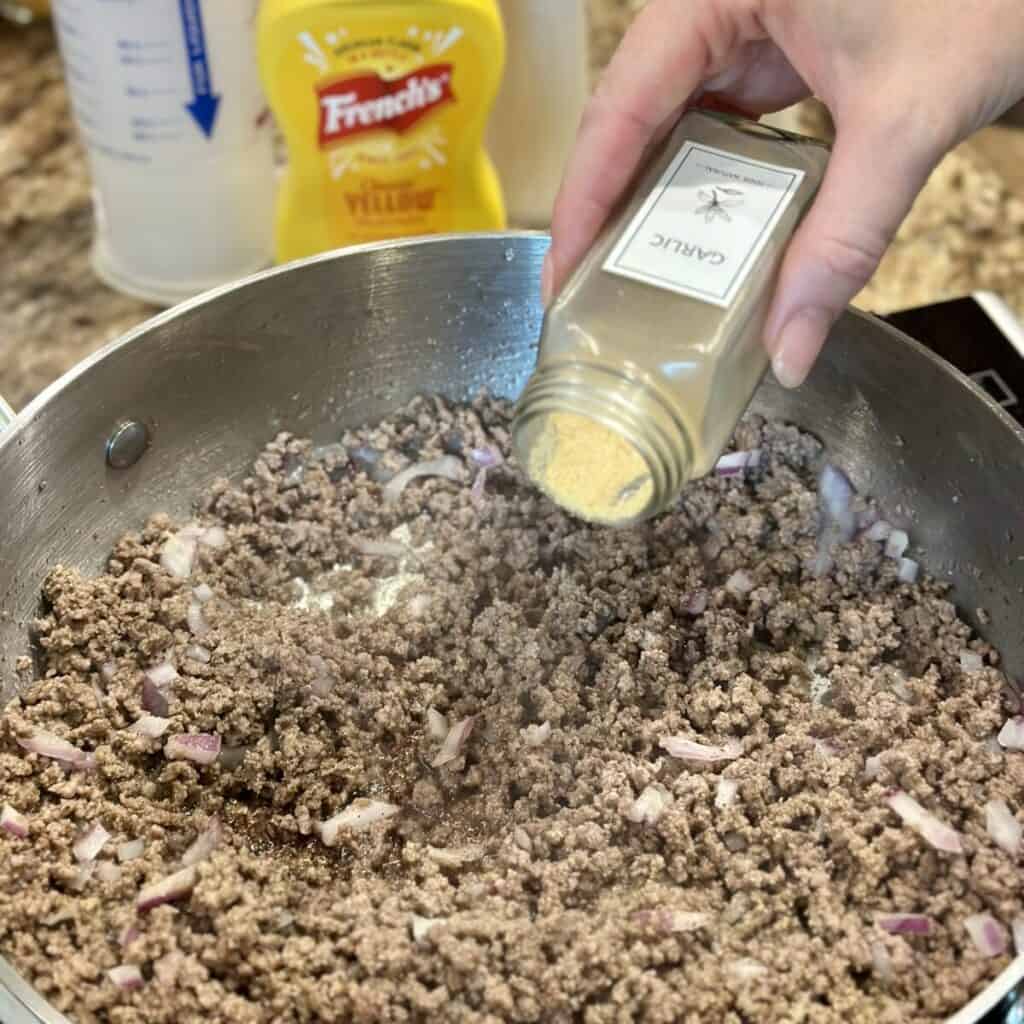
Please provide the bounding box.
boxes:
[541,252,554,308]
[771,348,804,390]
[770,308,832,389]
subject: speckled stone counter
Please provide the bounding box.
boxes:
[3,1,1024,413]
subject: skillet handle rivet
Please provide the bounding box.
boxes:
[106,421,150,469]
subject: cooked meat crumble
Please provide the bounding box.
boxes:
[0,395,1020,1023]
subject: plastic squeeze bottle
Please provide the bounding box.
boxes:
[513,110,831,526]
[258,0,506,262]
[50,0,276,306]
[487,0,589,227]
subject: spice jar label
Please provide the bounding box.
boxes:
[603,141,805,308]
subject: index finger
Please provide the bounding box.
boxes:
[546,1,747,300]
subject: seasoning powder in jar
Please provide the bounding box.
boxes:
[527,412,653,524]
[514,110,830,526]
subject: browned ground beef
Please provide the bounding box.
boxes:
[0,394,1020,1023]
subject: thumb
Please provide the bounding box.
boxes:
[765,117,942,388]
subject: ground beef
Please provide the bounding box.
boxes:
[0,394,1020,1024]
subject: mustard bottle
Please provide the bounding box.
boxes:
[257,0,506,262]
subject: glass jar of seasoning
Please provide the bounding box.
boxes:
[513,109,830,526]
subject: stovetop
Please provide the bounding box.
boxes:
[884,293,1024,428]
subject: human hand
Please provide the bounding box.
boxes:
[544,0,1024,387]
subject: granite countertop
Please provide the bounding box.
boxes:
[3,1,1024,413]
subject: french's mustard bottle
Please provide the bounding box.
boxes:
[257,0,506,261]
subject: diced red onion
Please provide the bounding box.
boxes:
[960,650,984,672]
[714,449,761,476]
[725,570,754,596]
[864,755,883,780]
[117,839,145,863]
[865,520,893,542]
[318,799,400,846]
[985,799,1022,856]
[715,778,738,809]
[186,602,209,637]
[181,820,221,868]
[964,913,1008,957]
[350,537,410,560]
[665,910,710,932]
[142,678,170,718]
[812,464,857,577]
[184,644,211,664]
[897,558,919,583]
[199,526,227,549]
[96,861,122,884]
[17,729,95,771]
[0,804,29,839]
[136,864,197,912]
[41,908,73,927]
[997,716,1024,750]
[728,959,768,981]
[164,733,221,766]
[100,661,117,682]
[885,529,909,560]
[130,715,170,739]
[627,784,672,825]
[814,738,840,757]
[469,445,503,469]
[426,844,484,867]
[426,708,449,741]
[431,716,476,767]
[871,940,893,983]
[383,456,463,503]
[73,822,111,863]
[635,908,710,933]
[684,590,709,616]
[192,583,214,604]
[307,654,333,697]
[307,676,333,699]
[70,862,95,890]
[660,735,742,762]
[876,913,934,935]
[145,663,178,687]
[470,467,489,507]
[119,924,141,947]
[1013,917,1024,955]
[410,914,445,941]
[469,445,504,507]
[160,533,197,579]
[523,721,551,748]
[885,790,963,854]
[108,964,144,990]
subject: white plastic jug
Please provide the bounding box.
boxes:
[488,0,589,228]
[51,0,275,306]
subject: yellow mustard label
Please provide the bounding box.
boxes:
[258,0,506,261]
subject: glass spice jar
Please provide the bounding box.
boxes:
[513,109,830,526]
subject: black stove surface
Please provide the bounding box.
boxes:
[883,295,1024,428]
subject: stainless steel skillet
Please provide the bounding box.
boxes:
[0,232,1022,1023]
